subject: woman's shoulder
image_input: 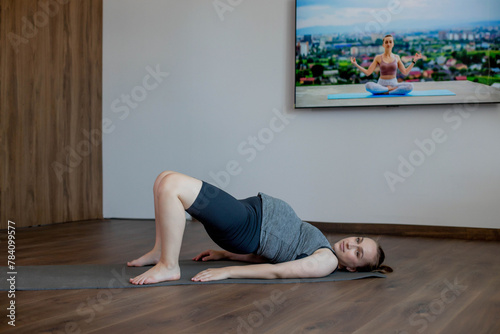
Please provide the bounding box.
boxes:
[313,248,339,271]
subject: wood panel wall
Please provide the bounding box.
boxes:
[0,0,103,229]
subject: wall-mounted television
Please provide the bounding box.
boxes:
[295,0,500,109]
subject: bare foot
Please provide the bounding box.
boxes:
[377,86,396,95]
[127,249,161,267]
[129,262,181,285]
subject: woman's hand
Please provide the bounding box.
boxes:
[414,53,423,61]
[192,267,231,282]
[192,249,226,262]
[350,56,357,65]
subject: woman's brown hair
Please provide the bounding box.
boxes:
[357,243,393,274]
[383,34,393,43]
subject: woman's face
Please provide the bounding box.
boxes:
[383,37,394,50]
[333,236,378,272]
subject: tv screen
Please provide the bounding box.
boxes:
[295,0,500,108]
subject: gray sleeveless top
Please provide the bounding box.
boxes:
[256,193,335,263]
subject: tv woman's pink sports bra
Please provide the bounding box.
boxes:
[380,57,397,76]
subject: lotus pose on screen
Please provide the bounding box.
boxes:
[351,35,422,95]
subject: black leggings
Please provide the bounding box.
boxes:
[186,182,262,254]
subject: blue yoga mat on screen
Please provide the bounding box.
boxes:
[327,89,456,100]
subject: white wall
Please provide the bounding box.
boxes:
[103,0,500,229]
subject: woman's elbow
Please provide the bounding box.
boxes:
[265,264,282,279]
[273,267,287,279]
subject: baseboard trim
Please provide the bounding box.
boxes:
[308,222,500,241]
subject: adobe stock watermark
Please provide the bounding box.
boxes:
[213,0,244,21]
[7,0,73,54]
[225,250,331,334]
[208,108,295,189]
[226,288,290,334]
[51,266,130,334]
[384,85,492,192]
[400,276,468,334]
[51,64,169,182]
[354,0,403,37]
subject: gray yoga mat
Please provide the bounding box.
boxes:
[0,260,385,291]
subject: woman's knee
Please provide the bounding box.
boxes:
[156,173,203,209]
[400,83,413,94]
[154,171,178,195]
[156,172,186,197]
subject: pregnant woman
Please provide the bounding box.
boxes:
[128,171,392,284]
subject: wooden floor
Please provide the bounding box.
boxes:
[1,219,499,334]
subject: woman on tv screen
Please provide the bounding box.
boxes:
[351,34,423,95]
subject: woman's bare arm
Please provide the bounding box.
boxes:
[398,53,422,76]
[351,55,379,76]
[191,248,338,282]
